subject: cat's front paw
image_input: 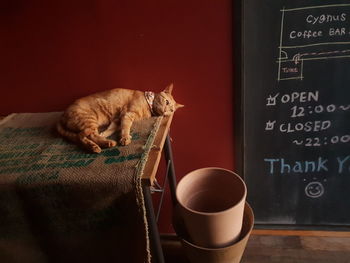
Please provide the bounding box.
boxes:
[106,140,117,148]
[91,145,102,153]
[119,136,132,146]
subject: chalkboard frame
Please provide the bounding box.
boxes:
[233,0,243,178]
[236,0,350,231]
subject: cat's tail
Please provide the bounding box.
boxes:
[56,121,79,142]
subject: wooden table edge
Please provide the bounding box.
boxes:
[141,114,174,186]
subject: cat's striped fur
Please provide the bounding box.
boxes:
[57,84,183,153]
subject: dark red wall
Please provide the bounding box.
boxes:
[0,0,234,232]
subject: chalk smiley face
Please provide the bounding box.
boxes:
[305,181,324,198]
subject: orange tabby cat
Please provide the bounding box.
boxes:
[57,84,183,153]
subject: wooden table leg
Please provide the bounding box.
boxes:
[164,135,177,207]
[143,185,165,263]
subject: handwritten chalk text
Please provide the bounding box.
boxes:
[306,13,347,24]
[264,156,350,175]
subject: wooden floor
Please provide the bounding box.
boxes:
[162,231,350,263]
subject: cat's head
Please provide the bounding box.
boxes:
[153,84,184,116]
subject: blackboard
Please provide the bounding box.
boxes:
[242,0,350,228]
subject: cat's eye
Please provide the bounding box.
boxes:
[165,100,169,105]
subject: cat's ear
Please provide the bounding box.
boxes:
[176,103,184,109]
[163,83,174,94]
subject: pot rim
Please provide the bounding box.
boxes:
[176,167,247,216]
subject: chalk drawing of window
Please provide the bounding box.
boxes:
[277,4,350,81]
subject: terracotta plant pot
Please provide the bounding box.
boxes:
[176,167,247,248]
[173,203,254,263]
